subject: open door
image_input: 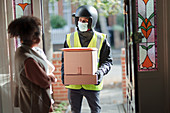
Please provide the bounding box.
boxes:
[124,0,170,112]
[124,0,138,112]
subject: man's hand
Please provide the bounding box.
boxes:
[95,70,103,85]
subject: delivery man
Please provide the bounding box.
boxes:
[61,5,113,113]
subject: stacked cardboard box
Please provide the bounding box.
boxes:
[62,48,98,85]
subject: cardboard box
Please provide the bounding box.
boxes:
[64,74,97,85]
[62,48,98,75]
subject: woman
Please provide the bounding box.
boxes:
[8,16,56,113]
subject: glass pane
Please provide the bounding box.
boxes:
[14,0,32,18]
[137,0,157,71]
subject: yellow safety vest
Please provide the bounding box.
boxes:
[65,31,106,91]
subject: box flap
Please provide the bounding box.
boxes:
[64,74,97,85]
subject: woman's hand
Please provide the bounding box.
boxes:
[48,73,57,84]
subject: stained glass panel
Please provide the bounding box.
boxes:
[14,0,32,18]
[137,0,157,71]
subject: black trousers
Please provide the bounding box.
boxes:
[68,88,101,113]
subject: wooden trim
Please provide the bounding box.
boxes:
[0,0,13,113]
[6,0,15,113]
[162,0,169,112]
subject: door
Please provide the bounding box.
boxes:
[136,0,168,112]
[124,0,139,112]
[124,0,169,113]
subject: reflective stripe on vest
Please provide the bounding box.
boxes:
[65,31,105,91]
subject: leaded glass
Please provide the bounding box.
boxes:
[137,0,157,71]
[14,0,32,18]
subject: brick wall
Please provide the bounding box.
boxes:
[58,0,63,16]
[52,52,68,102]
[121,48,127,103]
[108,15,114,26]
[70,3,77,33]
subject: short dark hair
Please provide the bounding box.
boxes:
[8,16,41,46]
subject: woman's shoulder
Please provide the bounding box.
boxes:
[15,46,33,60]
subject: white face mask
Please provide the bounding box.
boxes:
[78,21,88,32]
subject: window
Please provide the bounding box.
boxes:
[137,0,157,71]
[14,0,32,18]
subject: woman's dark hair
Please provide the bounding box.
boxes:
[8,16,41,46]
